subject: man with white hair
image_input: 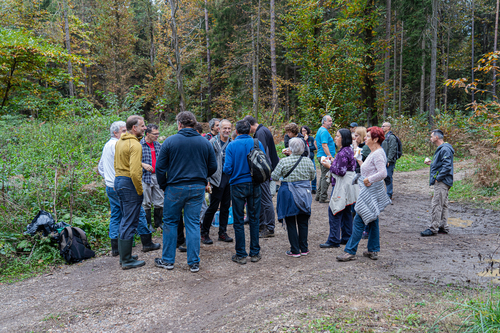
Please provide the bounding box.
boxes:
[98,121,126,257]
[315,115,336,203]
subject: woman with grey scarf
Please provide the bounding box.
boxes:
[272,138,316,257]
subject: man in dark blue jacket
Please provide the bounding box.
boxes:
[421,129,455,237]
[154,111,217,272]
[223,120,265,265]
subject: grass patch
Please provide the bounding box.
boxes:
[396,154,428,172]
[449,179,500,210]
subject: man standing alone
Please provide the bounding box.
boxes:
[201,119,234,244]
[315,115,336,203]
[421,130,455,237]
[155,111,217,273]
[114,115,147,270]
[244,115,279,238]
[381,122,398,199]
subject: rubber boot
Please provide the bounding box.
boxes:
[153,208,163,229]
[111,239,119,257]
[140,233,161,252]
[119,238,145,269]
[145,208,153,232]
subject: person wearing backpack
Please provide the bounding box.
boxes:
[381,122,399,200]
[223,120,266,265]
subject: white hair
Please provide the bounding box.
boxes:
[110,121,126,137]
[289,138,305,156]
[322,115,331,124]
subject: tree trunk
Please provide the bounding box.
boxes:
[252,0,261,119]
[1,60,17,109]
[204,0,212,119]
[63,0,75,100]
[393,12,397,112]
[383,0,391,118]
[270,0,278,119]
[167,0,186,111]
[398,21,403,115]
[420,35,426,114]
[147,0,155,71]
[493,0,499,97]
[362,0,378,126]
[471,0,475,103]
[429,0,438,126]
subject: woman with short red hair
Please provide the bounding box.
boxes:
[337,126,391,262]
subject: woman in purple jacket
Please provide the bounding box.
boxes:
[319,129,356,248]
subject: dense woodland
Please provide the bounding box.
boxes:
[0,0,499,127]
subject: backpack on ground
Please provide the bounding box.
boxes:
[59,226,95,264]
[390,133,403,160]
[247,138,272,184]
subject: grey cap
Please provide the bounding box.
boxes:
[350,122,358,127]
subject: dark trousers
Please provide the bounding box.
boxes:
[115,176,143,240]
[177,215,185,247]
[231,182,261,258]
[259,180,275,231]
[285,214,309,254]
[327,204,353,245]
[202,175,231,236]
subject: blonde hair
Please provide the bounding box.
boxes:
[355,126,367,144]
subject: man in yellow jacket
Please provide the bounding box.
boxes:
[114,115,147,269]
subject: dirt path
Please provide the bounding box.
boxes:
[1,163,499,332]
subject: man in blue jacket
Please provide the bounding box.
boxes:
[154,111,217,272]
[223,120,266,265]
[421,129,455,237]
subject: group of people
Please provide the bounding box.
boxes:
[98,111,455,273]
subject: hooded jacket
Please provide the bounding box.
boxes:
[156,128,217,190]
[429,142,455,187]
[114,132,143,195]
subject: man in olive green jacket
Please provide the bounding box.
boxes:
[114,115,147,269]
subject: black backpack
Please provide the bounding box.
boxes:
[247,138,272,184]
[389,133,403,160]
[59,226,95,264]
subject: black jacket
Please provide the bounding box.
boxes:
[254,124,280,170]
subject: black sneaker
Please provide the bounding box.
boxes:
[190,263,200,273]
[232,254,247,265]
[420,229,437,237]
[201,234,213,244]
[438,227,449,234]
[177,243,187,252]
[218,233,233,242]
[155,258,174,270]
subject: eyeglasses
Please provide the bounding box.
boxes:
[150,132,160,136]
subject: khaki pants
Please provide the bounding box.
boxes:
[315,157,330,202]
[142,174,164,209]
[429,181,450,233]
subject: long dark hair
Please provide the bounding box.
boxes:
[338,128,352,148]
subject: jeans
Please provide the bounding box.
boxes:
[115,176,143,240]
[106,186,121,239]
[327,204,353,245]
[384,163,395,199]
[259,179,275,231]
[311,157,317,191]
[136,206,151,235]
[231,182,261,257]
[285,214,309,254]
[344,213,380,255]
[202,175,231,236]
[315,157,330,202]
[162,184,205,266]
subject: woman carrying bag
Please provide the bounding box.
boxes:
[319,129,358,248]
[272,138,316,257]
[337,126,391,261]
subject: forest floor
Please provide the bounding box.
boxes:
[1,160,500,332]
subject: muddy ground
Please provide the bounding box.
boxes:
[1,161,499,332]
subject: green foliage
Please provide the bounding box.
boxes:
[396,154,428,172]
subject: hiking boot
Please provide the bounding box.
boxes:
[420,229,436,237]
[155,258,174,270]
[177,242,187,252]
[232,254,247,265]
[259,229,275,238]
[218,233,233,242]
[140,234,161,252]
[190,263,200,273]
[286,251,301,258]
[363,250,378,260]
[201,233,213,244]
[301,250,310,256]
[250,254,262,263]
[336,252,356,262]
[438,227,449,234]
[111,239,119,257]
[119,238,145,270]
[320,242,339,248]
